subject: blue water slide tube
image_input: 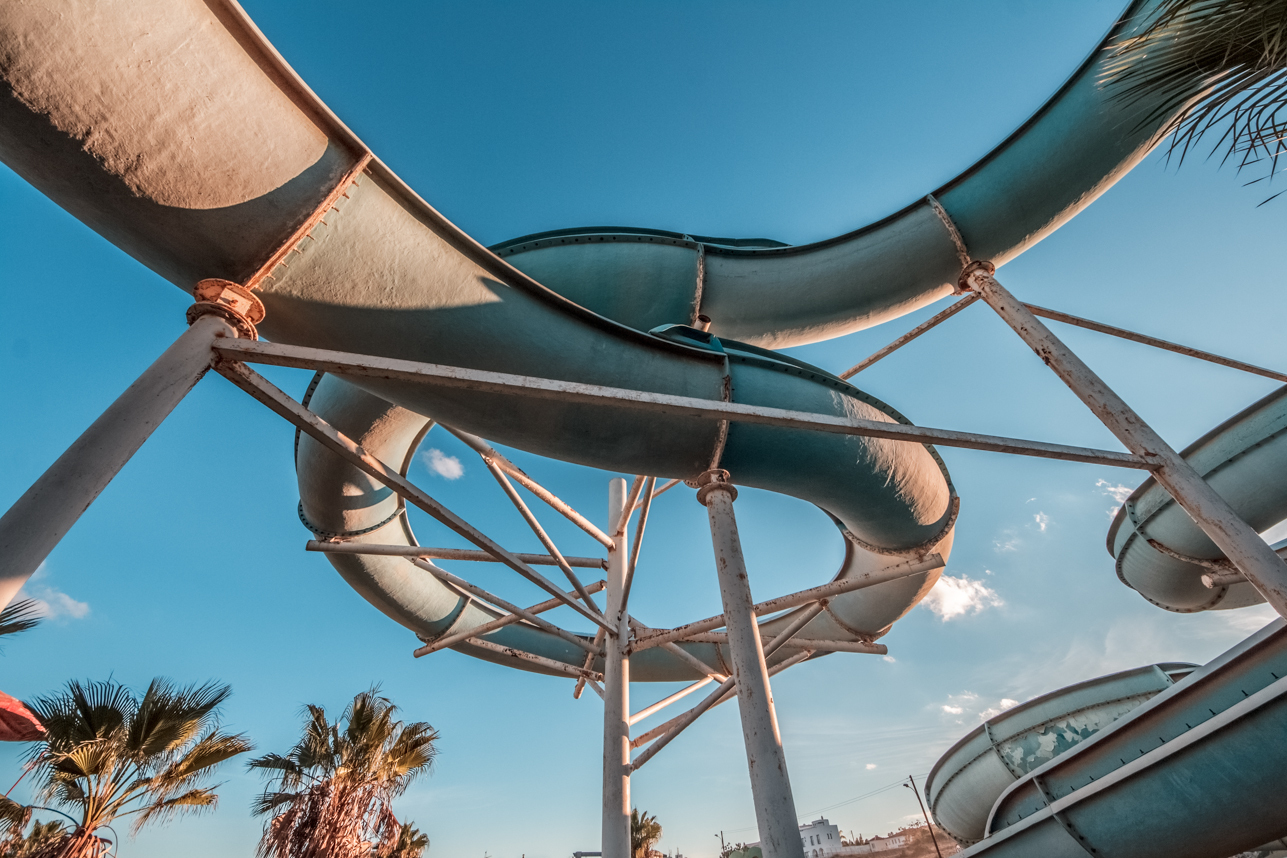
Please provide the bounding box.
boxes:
[925,661,1196,845]
[1110,387,1287,613]
[952,620,1287,858]
[0,0,1202,676]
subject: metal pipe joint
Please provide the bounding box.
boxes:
[694,468,738,505]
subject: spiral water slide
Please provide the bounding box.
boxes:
[0,0,1203,681]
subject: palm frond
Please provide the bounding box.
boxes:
[0,599,43,643]
[48,739,117,779]
[0,794,32,836]
[149,732,253,798]
[28,680,131,752]
[383,822,430,858]
[128,679,231,761]
[250,790,304,818]
[1105,0,1287,189]
[128,788,219,834]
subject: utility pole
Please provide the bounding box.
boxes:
[716,832,726,857]
[904,775,942,858]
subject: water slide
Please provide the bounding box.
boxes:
[922,374,1287,857]
[0,0,1213,683]
[1110,386,1287,613]
[926,661,1198,844]
[926,620,1287,858]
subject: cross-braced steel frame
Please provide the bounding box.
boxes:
[2,259,1287,857]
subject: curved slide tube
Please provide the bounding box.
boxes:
[0,0,1205,675]
[489,0,1190,347]
[1110,387,1287,613]
[297,374,953,681]
[925,661,1195,845]
[948,620,1287,858]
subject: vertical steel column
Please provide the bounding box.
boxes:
[696,469,803,858]
[963,264,1287,616]
[0,314,237,609]
[602,478,631,858]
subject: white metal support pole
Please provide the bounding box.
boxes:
[602,477,631,858]
[0,313,238,609]
[963,264,1287,616]
[696,469,804,858]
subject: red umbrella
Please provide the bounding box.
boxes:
[0,690,43,742]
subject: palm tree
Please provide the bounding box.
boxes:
[630,808,663,858]
[386,822,429,858]
[249,689,439,858]
[0,812,68,858]
[7,678,251,858]
[1105,0,1287,198]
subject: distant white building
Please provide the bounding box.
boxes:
[751,817,844,858]
[837,833,909,855]
[800,817,843,857]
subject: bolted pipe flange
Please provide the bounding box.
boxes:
[957,260,996,294]
[694,468,737,505]
[186,278,265,340]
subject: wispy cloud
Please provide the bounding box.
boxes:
[1033,512,1050,532]
[882,655,896,664]
[422,448,464,480]
[1097,479,1134,519]
[936,692,1019,725]
[1218,603,1279,635]
[19,563,89,621]
[993,530,1020,552]
[865,763,877,770]
[980,698,1019,720]
[923,575,1004,621]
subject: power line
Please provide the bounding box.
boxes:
[722,773,931,834]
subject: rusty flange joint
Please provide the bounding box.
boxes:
[957,260,996,294]
[186,278,265,340]
[693,468,737,505]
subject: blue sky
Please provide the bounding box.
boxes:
[2,1,1286,855]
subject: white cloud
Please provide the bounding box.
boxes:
[938,692,1021,725]
[1097,479,1134,519]
[882,655,896,664]
[1033,512,1050,532]
[979,698,1020,720]
[19,566,89,621]
[865,763,878,770]
[422,448,464,480]
[26,588,90,620]
[923,575,1004,621]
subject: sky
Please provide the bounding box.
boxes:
[2,1,1287,855]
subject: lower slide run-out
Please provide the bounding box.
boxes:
[939,620,1287,858]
